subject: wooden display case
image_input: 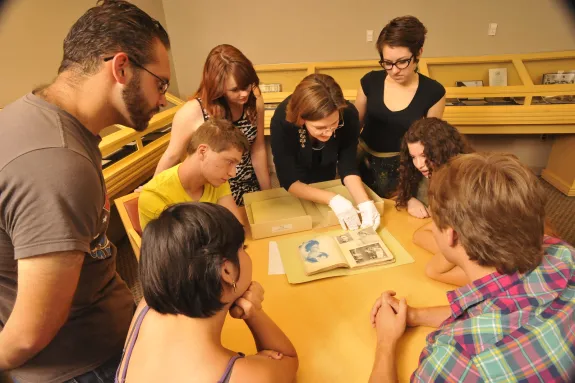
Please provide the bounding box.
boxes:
[255,51,575,134]
[255,51,575,196]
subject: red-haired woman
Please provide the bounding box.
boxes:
[155,44,271,206]
[355,16,446,198]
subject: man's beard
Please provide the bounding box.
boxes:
[122,74,159,132]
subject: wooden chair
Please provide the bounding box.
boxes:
[115,192,142,261]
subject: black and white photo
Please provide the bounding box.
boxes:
[349,243,386,264]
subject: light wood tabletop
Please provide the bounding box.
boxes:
[221,200,457,382]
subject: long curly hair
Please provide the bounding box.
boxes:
[396,118,472,209]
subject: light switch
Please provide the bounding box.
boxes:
[366,30,374,42]
[488,23,498,36]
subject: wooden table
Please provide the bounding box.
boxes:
[222,200,457,382]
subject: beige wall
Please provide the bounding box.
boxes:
[163,0,575,98]
[0,0,179,107]
[162,0,574,173]
[1,0,573,170]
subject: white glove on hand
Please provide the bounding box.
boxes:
[328,194,361,231]
[358,200,380,230]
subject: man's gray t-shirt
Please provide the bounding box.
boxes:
[0,93,134,383]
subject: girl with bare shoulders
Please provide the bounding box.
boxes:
[115,203,298,383]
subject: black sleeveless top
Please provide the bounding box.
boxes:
[360,71,445,153]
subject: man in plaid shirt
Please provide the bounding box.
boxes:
[369,153,575,383]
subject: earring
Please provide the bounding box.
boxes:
[232,280,237,292]
[298,127,307,148]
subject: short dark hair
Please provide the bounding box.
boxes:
[376,16,427,61]
[140,202,245,317]
[59,0,170,74]
[429,153,546,274]
[187,118,249,155]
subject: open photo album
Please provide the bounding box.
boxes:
[298,227,395,276]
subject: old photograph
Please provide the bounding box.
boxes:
[298,239,330,264]
[336,233,354,244]
[349,243,386,264]
[357,227,376,237]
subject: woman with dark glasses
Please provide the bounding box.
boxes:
[355,15,446,198]
[270,74,380,231]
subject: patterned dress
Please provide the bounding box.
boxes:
[197,98,260,206]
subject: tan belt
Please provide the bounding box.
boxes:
[358,139,400,158]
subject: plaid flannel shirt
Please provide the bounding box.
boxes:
[411,236,575,383]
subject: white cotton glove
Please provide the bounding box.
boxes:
[358,200,381,231]
[329,195,361,231]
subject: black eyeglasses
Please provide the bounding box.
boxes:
[379,55,414,71]
[104,56,170,94]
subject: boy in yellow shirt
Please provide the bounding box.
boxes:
[139,118,248,229]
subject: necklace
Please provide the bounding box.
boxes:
[311,142,326,151]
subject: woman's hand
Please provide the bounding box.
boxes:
[358,200,380,230]
[407,197,429,219]
[230,281,265,320]
[329,194,361,230]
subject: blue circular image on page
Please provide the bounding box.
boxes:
[299,240,329,263]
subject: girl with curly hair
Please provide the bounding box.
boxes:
[403,119,557,286]
[396,117,471,218]
[396,118,473,286]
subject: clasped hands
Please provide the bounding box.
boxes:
[329,194,380,231]
[370,291,420,348]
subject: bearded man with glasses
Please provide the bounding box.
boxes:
[0,1,171,382]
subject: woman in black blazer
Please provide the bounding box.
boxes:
[270,74,380,231]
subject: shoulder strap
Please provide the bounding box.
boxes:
[116,305,151,383]
[196,98,209,121]
[218,352,245,383]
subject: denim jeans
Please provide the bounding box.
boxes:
[64,355,121,383]
[12,354,121,383]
